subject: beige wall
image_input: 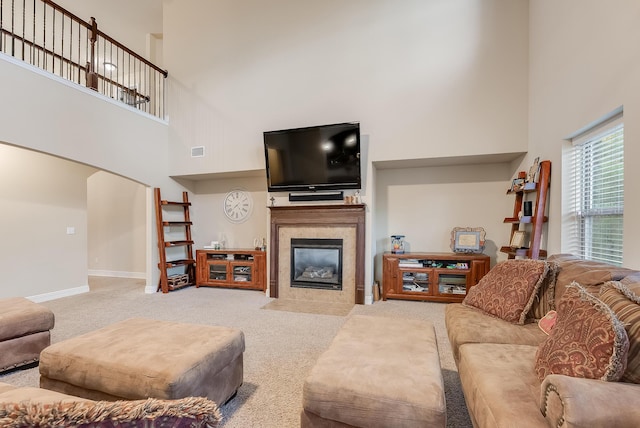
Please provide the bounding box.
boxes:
[528,0,640,268]
[163,0,530,301]
[0,145,148,300]
[0,57,179,299]
[373,163,514,280]
[88,172,147,277]
[187,176,269,250]
[0,58,169,186]
[0,144,96,299]
[163,0,529,177]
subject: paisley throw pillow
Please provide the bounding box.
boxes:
[534,282,629,382]
[463,259,552,324]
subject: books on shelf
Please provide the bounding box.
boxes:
[398,259,423,268]
[440,285,466,295]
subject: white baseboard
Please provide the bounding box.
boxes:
[28,285,90,303]
[88,270,145,279]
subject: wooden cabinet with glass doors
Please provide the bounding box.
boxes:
[382,252,490,302]
[196,249,266,291]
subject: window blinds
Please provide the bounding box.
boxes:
[566,123,624,266]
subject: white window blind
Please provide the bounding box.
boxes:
[565,121,624,266]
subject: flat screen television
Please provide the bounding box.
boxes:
[263,122,361,192]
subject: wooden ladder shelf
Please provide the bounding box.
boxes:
[500,160,551,260]
[154,188,196,293]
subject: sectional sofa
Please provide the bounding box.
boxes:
[445,254,640,427]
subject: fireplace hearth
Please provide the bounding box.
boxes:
[291,238,343,290]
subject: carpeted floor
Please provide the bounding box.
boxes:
[0,277,472,428]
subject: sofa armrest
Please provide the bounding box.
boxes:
[540,374,640,428]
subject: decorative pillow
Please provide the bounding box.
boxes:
[538,310,557,335]
[534,282,629,382]
[600,279,640,384]
[0,396,221,428]
[463,259,553,324]
[527,261,559,320]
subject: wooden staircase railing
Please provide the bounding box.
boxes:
[0,0,167,119]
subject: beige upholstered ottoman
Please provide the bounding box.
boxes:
[0,297,55,372]
[39,317,244,406]
[302,315,446,428]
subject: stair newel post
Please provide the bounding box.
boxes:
[86,16,98,91]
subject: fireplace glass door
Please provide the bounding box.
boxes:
[290,238,343,290]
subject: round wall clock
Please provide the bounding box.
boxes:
[223,189,253,223]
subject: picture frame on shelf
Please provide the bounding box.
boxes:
[450,227,486,254]
[511,178,525,192]
[510,230,528,248]
[528,157,540,183]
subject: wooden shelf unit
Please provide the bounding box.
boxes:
[196,249,266,291]
[382,252,490,303]
[154,189,196,293]
[500,160,551,259]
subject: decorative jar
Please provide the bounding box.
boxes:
[391,235,405,254]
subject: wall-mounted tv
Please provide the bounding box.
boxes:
[263,122,361,193]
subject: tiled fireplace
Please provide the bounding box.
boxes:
[268,204,366,304]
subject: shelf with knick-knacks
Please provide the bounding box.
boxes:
[500,159,551,260]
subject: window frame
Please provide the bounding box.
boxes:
[563,113,624,266]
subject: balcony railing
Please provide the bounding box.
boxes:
[0,0,167,119]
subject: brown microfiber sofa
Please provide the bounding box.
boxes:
[445,254,640,428]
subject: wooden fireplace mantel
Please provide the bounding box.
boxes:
[268,204,366,304]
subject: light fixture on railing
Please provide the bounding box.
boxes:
[104,62,117,71]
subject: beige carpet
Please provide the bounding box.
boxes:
[262,299,354,316]
[0,277,472,428]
